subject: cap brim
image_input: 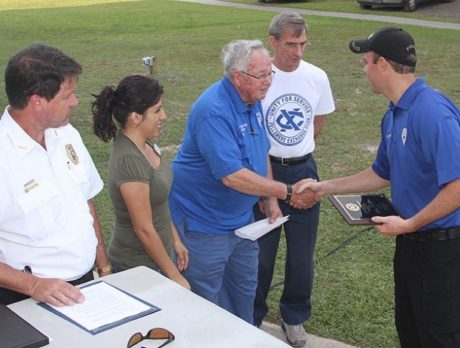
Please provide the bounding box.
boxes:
[349,39,370,54]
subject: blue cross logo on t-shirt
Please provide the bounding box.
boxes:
[265,93,312,146]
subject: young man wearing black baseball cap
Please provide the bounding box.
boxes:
[299,27,460,347]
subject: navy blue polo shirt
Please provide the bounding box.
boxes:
[372,78,460,230]
[170,77,270,234]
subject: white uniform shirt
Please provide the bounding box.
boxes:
[262,60,335,157]
[0,108,103,280]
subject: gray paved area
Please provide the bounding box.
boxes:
[260,322,357,347]
[177,0,460,30]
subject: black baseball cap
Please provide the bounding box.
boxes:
[349,27,417,67]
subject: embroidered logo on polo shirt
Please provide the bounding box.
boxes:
[401,128,407,145]
[256,111,263,126]
[265,93,312,146]
[239,123,249,136]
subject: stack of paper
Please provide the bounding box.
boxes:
[39,281,160,334]
[235,215,289,241]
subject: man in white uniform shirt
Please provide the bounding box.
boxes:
[0,44,111,306]
[253,11,335,347]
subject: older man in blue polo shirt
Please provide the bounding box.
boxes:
[169,40,318,324]
[300,27,460,347]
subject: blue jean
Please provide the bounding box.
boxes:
[175,220,259,324]
[253,155,320,326]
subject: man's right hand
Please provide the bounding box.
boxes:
[29,278,85,307]
[290,179,322,209]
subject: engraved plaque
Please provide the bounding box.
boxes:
[329,194,399,225]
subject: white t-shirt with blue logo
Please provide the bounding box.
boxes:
[262,60,335,157]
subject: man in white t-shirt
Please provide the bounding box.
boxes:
[0,44,111,306]
[253,11,335,347]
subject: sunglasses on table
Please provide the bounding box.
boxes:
[127,327,175,348]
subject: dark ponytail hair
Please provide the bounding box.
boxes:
[92,75,164,142]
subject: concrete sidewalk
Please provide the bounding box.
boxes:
[260,322,356,348]
[177,0,460,30]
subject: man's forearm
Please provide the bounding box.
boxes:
[0,262,38,296]
[407,179,460,231]
[88,200,111,274]
[318,167,389,195]
[221,168,288,200]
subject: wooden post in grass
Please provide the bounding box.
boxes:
[142,56,156,78]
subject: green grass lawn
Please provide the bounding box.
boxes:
[0,1,459,346]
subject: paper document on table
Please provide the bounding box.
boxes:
[235,215,289,241]
[38,280,160,334]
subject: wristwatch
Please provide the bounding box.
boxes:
[95,264,112,275]
[285,184,293,202]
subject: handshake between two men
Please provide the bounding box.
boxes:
[287,178,324,210]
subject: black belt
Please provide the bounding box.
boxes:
[68,269,94,286]
[269,154,311,166]
[402,227,460,242]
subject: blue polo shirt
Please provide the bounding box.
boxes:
[372,78,460,230]
[169,77,271,234]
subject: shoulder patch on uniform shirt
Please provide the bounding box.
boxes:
[266,93,313,146]
[65,144,79,165]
